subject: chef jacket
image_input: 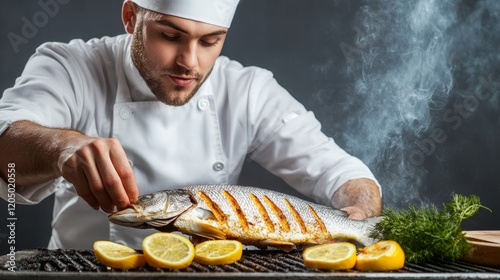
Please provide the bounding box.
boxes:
[0,34,379,249]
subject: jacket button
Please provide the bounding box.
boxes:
[213,162,224,171]
[119,107,131,119]
[198,99,209,111]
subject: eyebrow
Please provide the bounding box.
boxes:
[155,19,228,37]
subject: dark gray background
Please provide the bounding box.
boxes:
[1,0,499,255]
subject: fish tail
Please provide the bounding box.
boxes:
[359,216,384,246]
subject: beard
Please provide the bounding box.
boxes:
[130,26,207,106]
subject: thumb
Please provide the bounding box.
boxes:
[341,206,368,220]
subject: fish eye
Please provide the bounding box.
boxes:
[138,194,153,202]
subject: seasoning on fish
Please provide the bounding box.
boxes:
[109,185,382,252]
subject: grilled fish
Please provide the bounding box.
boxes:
[109,185,381,252]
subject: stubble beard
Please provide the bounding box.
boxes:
[130,27,207,106]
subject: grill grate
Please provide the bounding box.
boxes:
[1,249,500,279]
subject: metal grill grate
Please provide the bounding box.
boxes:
[1,249,500,279]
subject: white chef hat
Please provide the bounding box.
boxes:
[131,0,240,28]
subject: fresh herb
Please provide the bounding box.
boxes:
[371,194,491,264]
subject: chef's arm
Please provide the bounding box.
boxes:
[332,178,382,220]
[0,120,138,212]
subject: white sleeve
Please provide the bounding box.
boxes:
[0,43,81,203]
[246,69,380,206]
[0,42,81,135]
[0,176,62,205]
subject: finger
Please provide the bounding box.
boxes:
[61,155,99,210]
[73,173,100,210]
[92,139,133,210]
[348,212,366,220]
[95,157,130,211]
[74,144,115,212]
[83,159,115,213]
[341,206,367,220]
[109,140,138,204]
[78,139,125,212]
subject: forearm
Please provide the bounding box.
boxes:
[0,120,83,187]
[332,178,382,219]
[0,120,138,211]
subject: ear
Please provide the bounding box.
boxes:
[122,0,138,34]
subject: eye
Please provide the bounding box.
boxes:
[162,32,180,41]
[138,194,153,202]
[200,37,220,47]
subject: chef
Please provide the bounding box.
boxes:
[0,0,381,249]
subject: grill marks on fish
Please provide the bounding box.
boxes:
[197,188,327,236]
[249,193,274,232]
[263,195,291,233]
[222,190,249,233]
[307,205,327,234]
[283,198,307,234]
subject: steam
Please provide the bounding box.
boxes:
[324,0,500,207]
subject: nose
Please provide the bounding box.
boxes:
[176,42,198,70]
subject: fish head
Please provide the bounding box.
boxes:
[108,189,195,229]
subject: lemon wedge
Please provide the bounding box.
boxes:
[302,242,357,270]
[194,240,243,266]
[355,240,405,271]
[93,240,146,269]
[142,232,195,269]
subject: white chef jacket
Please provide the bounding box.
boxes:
[0,34,379,249]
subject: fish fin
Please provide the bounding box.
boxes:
[189,223,227,240]
[192,207,218,220]
[146,217,176,228]
[259,239,295,252]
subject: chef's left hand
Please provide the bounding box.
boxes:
[332,178,382,220]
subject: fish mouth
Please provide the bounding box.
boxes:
[108,207,146,227]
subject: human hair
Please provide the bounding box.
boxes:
[132,2,163,22]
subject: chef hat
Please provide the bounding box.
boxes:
[131,0,240,28]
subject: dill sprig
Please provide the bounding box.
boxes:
[371,194,491,264]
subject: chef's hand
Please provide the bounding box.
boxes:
[332,178,381,220]
[58,135,139,213]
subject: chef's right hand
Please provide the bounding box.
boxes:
[58,136,139,213]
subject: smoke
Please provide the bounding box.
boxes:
[330,0,500,208]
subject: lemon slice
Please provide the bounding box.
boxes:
[93,240,146,269]
[355,240,405,271]
[142,232,195,269]
[194,240,243,266]
[302,242,357,270]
